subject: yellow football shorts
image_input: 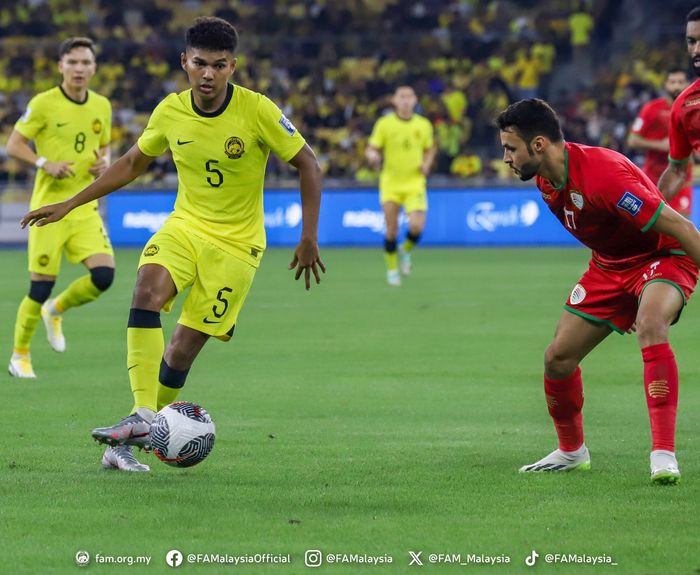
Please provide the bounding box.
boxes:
[28,209,113,275]
[138,220,257,341]
[379,188,428,212]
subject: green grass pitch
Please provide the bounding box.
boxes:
[1,247,699,574]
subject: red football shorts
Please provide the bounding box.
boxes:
[564,255,698,333]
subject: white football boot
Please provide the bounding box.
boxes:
[650,450,680,485]
[520,445,591,473]
[102,445,150,472]
[8,353,36,379]
[41,299,66,352]
[387,269,401,287]
[399,249,412,276]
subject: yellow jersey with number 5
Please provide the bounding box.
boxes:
[137,83,305,266]
[15,86,112,220]
[368,112,433,194]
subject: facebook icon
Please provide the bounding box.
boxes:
[165,549,183,567]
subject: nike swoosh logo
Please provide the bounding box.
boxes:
[177,138,194,145]
[128,364,138,371]
[202,318,221,324]
[57,122,69,127]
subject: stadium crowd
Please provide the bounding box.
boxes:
[0,0,692,187]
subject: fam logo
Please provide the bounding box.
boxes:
[38,254,50,267]
[92,118,102,134]
[466,201,539,232]
[224,136,245,159]
[144,244,160,257]
[616,191,643,216]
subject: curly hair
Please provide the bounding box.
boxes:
[185,17,238,53]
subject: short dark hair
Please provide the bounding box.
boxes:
[59,37,95,59]
[185,17,238,53]
[687,6,700,22]
[667,67,689,77]
[496,98,564,143]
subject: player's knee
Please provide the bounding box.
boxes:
[90,266,115,292]
[28,280,55,304]
[635,314,670,347]
[132,282,167,310]
[407,230,422,244]
[544,344,578,379]
[384,238,398,253]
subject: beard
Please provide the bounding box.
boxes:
[693,58,700,77]
[516,159,540,181]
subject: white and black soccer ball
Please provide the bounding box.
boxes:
[150,402,216,468]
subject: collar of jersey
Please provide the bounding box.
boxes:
[58,85,88,105]
[550,145,569,191]
[191,83,234,118]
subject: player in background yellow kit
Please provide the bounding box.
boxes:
[366,86,435,287]
[22,18,325,472]
[7,37,113,378]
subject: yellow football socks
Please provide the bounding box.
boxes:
[384,251,398,271]
[157,383,182,411]
[55,275,102,312]
[13,297,41,352]
[128,327,164,413]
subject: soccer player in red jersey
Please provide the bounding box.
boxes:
[659,6,700,202]
[497,98,700,484]
[628,68,692,216]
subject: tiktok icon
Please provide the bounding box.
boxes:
[525,550,539,567]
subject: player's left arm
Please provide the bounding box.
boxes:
[650,205,700,269]
[287,143,326,290]
[420,122,436,175]
[659,99,693,201]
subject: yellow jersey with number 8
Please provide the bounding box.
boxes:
[15,86,112,220]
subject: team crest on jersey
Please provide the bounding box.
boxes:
[38,254,50,267]
[569,283,587,305]
[616,191,643,216]
[144,244,159,257]
[279,114,296,136]
[570,191,584,210]
[224,136,245,159]
[92,118,102,134]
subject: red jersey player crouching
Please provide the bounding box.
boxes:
[497,98,700,485]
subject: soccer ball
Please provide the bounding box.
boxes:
[150,402,216,468]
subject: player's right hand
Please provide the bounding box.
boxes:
[21,201,71,228]
[42,160,75,179]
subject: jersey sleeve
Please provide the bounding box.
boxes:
[14,95,46,140]
[668,97,692,163]
[591,159,665,232]
[630,103,652,136]
[256,96,305,162]
[137,98,170,157]
[100,99,112,147]
[368,118,385,149]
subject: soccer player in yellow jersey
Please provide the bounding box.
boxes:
[366,86,435,286]
[7,37,113,378]
[22,17,325,472]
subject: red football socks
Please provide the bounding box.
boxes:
[642,343,678,452]
[544,367,584,452]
